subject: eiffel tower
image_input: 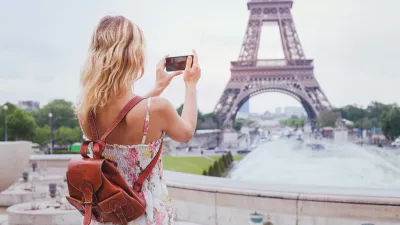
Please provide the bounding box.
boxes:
[214,0,331,129]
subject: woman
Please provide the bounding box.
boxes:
[75,15,201,225]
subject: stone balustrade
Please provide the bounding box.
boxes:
[28,154,400,225]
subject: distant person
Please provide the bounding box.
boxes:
[74,16,201,225]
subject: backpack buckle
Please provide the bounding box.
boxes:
[83,202,95,205]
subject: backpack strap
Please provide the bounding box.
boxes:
[81,96,146,159]
[133,138,163,192]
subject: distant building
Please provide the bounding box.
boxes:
[275,107,282,114]
[17,101,40,112]
[284,106,306,117]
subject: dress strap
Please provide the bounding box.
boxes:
[141,97,152,144]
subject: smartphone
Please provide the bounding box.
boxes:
[166,55,193,72]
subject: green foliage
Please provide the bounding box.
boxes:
[222,155,228,168]
[54,126,82,145]
[53,150,81,154]
[381,105,400,140]
[176,104,218,129]
[218,158,225,171]
[202,170,207,176]
[213,161,221,177]
[336,105,367,122]
[279,117,304,127]
[207,165,214,176]
[317,110,340,127]
[355,118,373,130]
[33,99,78,129]
[7,108,37,140]
[335,102,393,129]
[234,119,244,132]
[176,104,184,116]
[33,125,51,145]
[225,152,232,165]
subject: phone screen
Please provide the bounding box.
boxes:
[166,55,193,72]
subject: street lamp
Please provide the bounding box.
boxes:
[3,105,8,141]
[48,112,54,154]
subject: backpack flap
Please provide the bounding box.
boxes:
[98,191,143,222]
[67,158,104,193]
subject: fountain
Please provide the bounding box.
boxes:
[249,212,263,224]
[230,140,400,188]
[333,118,348,144]
[0,142,32,192]
[6,174,81,225]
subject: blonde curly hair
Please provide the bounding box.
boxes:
[75,15,146,116]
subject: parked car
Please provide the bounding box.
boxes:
[237,149,250,155]
[391,139,400,147]
[214,147,227,154]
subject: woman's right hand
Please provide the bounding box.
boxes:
[184,49,201,86]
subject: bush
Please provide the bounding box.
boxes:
[222,155,228,168]
[218,158,225,171]
[53,150,80,154]
[208,166,214,176]
[202,170,207,176]
[213,161,221,177]
[228,151,233,163]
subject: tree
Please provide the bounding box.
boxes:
[381,105,400,140]
[213,161,221,177]
[54,126,82,145]
[338,105,367,122]
[176,104,218,130]
[207,165,214,176]
[226,152,233,165]
[234,119,244,132]
[33,99,78,129]
[279,117,304,128]
[7,108,37,140]
[222,155,228,168]
[33,125,51,145]
[367,101,390,120]
[219,158,225,171]
[176,104,184,116]
[317,110,340,127]
[0,102,19,140]
[357,118,373,130]
[202,170,207,176]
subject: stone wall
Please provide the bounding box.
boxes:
[29,155,400,225]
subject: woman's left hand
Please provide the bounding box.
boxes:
[154,55,183,93]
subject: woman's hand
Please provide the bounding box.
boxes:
[155,55,183,92]
[144,55,183,98]
[184,50,201,87]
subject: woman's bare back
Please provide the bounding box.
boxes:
[79,94,163,145]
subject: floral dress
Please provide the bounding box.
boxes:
[84,98,174,225]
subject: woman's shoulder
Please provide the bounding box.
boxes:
[148,96,175,113]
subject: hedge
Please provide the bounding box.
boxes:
[203,152,234,177]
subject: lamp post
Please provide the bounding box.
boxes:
[48,112,54,154]
[3,105,8,141]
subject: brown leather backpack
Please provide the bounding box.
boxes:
[66,96,162,225]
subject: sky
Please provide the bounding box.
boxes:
[1,0,400,113]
